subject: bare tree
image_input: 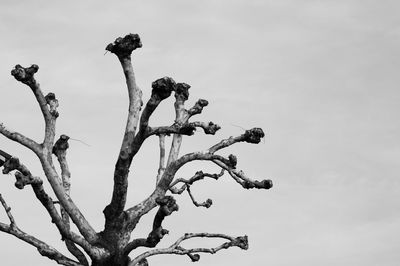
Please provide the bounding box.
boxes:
[0,33,272,266]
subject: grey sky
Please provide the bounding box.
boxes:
[1,1,399,265]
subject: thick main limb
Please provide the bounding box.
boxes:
[104,34,143,224]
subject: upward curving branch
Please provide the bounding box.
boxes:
[3,65,99,245]
[53,135,90,266]
[13,65,97,243]
[11,64,58,148]
[165,82,191,167]
[104,34,144,224]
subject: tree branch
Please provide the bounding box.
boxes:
[0,194,82,266]
[132,77,176,186]
[38,152,99,244]
[165,83,191,167]
[186,185,213,208]
[104,33,143,223]
[148,120,220,137]
[125,129,271,232]
[188,121,221,135]
[8,64,98,244]
[123,196,178,255]
[10,64,58,148]
[169,169,225,194]
[156,134,166,185]
[2,156,43,189]
[208,127,265,154]
[128,232,249,266]
[0,193,17,227]
[0,123,41,154]
[212,159,273,189]
[157,126,272,192]
[53,135,89,266]
[1,153,105,260]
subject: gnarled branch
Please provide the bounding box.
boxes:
[169,169,225,194]
[128,232,249,266]
[186,185,213,208]
[104,34,144,224]
[124,196,179,255]
[0,194,81,266]
[126,129,271,231]
[7,64,98,244]
[165,82,191,167]
[1,151,105,260]
[10,64,58,148]
[53,135,89,266]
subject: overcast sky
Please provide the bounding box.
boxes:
[1,1,400,266]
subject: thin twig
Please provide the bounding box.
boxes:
[0,194,16,227]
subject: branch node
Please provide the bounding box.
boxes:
[188,253,200,262]
[179,123,196,136]
[14,171,42,189]
[45,93,59,118]
[188,99,209,116]
[2,157,21,174]
[52,135,70,154]
[174,83,190,102]
[105,33,142,58]
[233,235,249,250]
[11,64,39,85]
[228,154,237,168]
[156,195,179,215]
[244,128,265,144]
[151,77,176,101]
[204,198,213,208]
[204,122,221,135]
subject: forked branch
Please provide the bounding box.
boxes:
[124,196,179,255]
[0,194,81,266]
[1,153,105,260]
[128,232,249,266]
[5,64,98,244]
[10,64,58,148]
[126,128,271,229]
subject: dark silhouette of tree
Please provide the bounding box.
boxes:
[0,33,272,266]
